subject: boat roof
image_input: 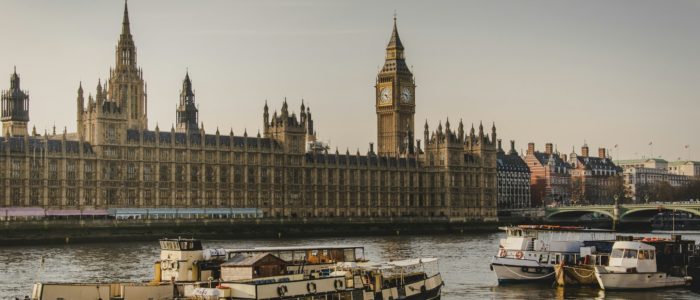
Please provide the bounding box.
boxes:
[222,252,287,267]
[502,225,614,233]
[354,258,438,270]
[225,245,364,252]
[613,241,655,250]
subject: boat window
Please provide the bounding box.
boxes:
[639,250,647,260]
[623,249,638,259]
[611,249,624,258]
[648,250,655,260]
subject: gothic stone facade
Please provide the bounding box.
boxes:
[0,3,497,220]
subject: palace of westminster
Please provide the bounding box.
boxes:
[0,3,498,220]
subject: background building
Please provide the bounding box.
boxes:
[567,145,623,204]
[617,158,698,202]
[668,161,700,177]
[496,140,531,209]
[0,4,497,221]
[524,142,571,206]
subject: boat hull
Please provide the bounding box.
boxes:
[594,268,691,290]
[491,258,554,283]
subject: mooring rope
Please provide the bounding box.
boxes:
[567,266,595,279]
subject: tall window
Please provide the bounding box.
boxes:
[66,161,76,180]
[159,165,170,182]
[84,161,94,180]
[220,166,229,184]
[48,160,58,180]
[191,166,200,182]
[11,188,21,206]
[11,159,21,178]
[126,163,137,181]
[144,164,154,182]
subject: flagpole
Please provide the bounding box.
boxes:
[687,145,691,161]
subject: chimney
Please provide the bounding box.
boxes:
[497,139,503,151]
[582,145,589,157]
[599,148,606,159]
[545,143,553,155]
[369,142,374,154]
[527,142,535,155]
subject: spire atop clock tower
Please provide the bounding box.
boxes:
[375,16,415,156]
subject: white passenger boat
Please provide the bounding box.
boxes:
[594,240,692,290]
[31,238,443,300]
[490,225,612,284]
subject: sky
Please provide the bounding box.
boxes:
[0,0,698,161]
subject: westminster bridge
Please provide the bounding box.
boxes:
[545,202,700,223]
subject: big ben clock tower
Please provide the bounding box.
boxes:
[376,16,415,156]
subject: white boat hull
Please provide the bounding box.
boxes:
[594,268,691,290]
[491,257,554,283]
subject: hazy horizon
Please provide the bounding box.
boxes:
[1,0,698,161]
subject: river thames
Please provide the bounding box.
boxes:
[1,232,700,299]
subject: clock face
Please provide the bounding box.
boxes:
[400,87,413,103]
[379,87,392,105]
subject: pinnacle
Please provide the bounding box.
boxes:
[122,0,131,36]
[387,15,404,50]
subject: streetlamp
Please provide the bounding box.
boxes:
[644,194,649,204]
[612,194,620,231]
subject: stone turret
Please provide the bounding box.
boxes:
[175,71,199,133]
[1,67,30,137]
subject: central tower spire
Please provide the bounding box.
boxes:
[122,0,131,36]
[108,0,147,130]
[116,0,136,69]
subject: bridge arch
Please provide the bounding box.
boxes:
[546,208,614,222]
[620,207,700,223]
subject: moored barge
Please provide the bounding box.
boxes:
[31,238,443,300]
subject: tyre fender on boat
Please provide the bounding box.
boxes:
[334,279,344,290]
[515,251,524,259]
[277,285,288,297]
[498,248,507,258]
[307,282,317,293]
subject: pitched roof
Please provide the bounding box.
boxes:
[222,252,286,267]
[573,156,622,172]
[497,152,529,172]
[533,152,570,168]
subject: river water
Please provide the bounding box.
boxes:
[1,232,700,299]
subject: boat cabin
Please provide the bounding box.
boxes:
[226,245,365,265]
[158,238,205,282]
[221,253,288,281]
[499,227,537,251]
[608,241,657,273]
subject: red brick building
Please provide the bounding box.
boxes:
[568,145,623,204]
[524,143,571,206]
